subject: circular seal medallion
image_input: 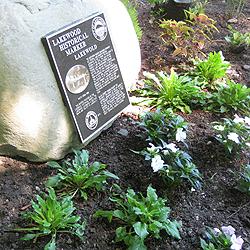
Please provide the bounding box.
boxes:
[85,111,98,130]
[65,65,90,94]
[91,16,108,41]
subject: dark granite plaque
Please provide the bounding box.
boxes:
[42,13,130,143]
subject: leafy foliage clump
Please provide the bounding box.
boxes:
[160,12,218,58]
[140,141,202,189]
[138,108,188,144]
[95,185,181,250]
[192,51,230,86]
[133,70,207,113]
[207,80,250,115]
[46,150,119,200]
[18,188,85,250]
[212,115,250,153]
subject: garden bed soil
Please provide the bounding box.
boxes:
[0,1,250,249]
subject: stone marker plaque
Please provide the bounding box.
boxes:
[42,13,130,143]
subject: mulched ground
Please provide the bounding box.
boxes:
[0,1,249,249]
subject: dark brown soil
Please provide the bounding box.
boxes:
[0,1,249,250]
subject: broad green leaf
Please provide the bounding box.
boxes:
[46,175,61,188]
[163,220,181,239]
[133,222,148,239]
[44,236,56,250]
[127,235,147,250]
[146,185,158,203]
[102,170,119,180]
[115,226,127,242]
[21,233,37,241]
[94,210,113,222]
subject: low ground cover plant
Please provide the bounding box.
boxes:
[160,12,218,58]
[133,70,207,113]
[237,164,250,195]
[191,51,230,88]
[212,114,250,153]
[138,141,202,189]
[225,26,250,52]
[17,188,85,250]
[200,225,244,250]
[138,108,188,144]
[46,150,119,200]
[207,80,250,114]
[94,185,181,250]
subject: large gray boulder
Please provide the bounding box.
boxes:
[0,0,141,161]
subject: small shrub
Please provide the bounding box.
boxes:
[187,0,208,16]
[212,115,250,153]
[17,188,85,250]
[94,185,181,250]
[225,26,250,53]
[200,225,244,250]
[138,108,188,144]
[160,13,218,58]
[138,141,202,189]
[133,70,207,113]
[237,164,250,195]
[192,51,230,87]
[46,150,119,200]
[207,80,250,114]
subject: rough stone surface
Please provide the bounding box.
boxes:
[0,0,141,161]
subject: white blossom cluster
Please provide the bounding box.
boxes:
[213,225,244,250]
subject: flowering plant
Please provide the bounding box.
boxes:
[139,141,202,189]
[200,225,244,250]
[94,185,181,250]
[212,115,250,153]
[138,108,188,145]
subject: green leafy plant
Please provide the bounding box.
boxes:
[237,164,250,195]
[225,26,250,52]
[46,150,119,200]
[192,51,230,87]
[207,80,250,114]
[138,141,202,189]
[225,0,246,17]
[138,108,188,144]
[200,225,244,250]
[121,0,142,41]
[17,188,85,250]
[94,185,181,250]
[212,115,250,153]
[187,0,208,16]
[160,13,218,58]
[133,70,207,113]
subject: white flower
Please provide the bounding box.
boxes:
[165,143,179,153]
[176,128,187,142]
[143,71,160,86]
[244,116,250,126]
[230,234,244,250]
[221,225,235,236]
[227,133,240,144]
[213,228,221,235]
[151,155,164,172]
[147,143,161,154]
[214,125,225,131]
[233,114,244,124]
